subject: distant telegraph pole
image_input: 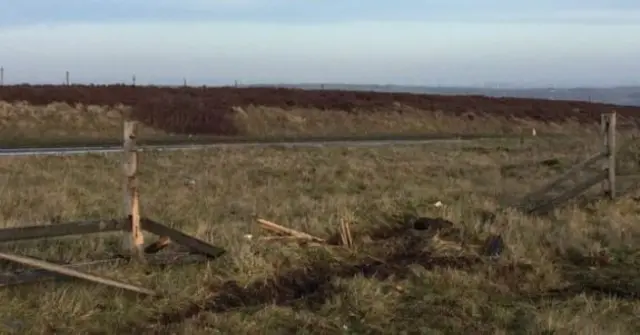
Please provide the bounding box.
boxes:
[0,66,4,86]
[65,71,70,85]
[132,75,136,86]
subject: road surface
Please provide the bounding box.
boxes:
[0,138,474,157]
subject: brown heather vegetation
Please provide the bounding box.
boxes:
[1,85,640,138]
[0,86,639,333]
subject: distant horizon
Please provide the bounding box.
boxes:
[1,78,638,91]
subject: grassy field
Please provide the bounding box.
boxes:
[1,129,639,334]
[0,101,593,147]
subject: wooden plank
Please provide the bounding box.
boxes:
[529,170,607,214]
[519,151,607,206]
[0,219,124,244]
[607,112,617,199]
[0,252,207,287]
[140,218,226,259]
[123,119,145,261]
[0,252,156,295]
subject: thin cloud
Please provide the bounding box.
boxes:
[1,0,639,28]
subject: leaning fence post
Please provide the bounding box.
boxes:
[601,111,617,199]
[123,118,145,261]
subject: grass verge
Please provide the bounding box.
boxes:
[0,135,639,334]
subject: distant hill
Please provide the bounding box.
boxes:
[247,84,640,107]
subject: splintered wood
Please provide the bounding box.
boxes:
[144,236,171,254]
[255,218,354,249]
[123,119,145,261]
[339,219,353,249]
[256,219,326,243]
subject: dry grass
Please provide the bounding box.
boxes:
[0,101,164,140]
[0,101,594,142]
[0,132,639,334]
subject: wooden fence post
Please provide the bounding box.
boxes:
[601,111,617,199]
[123,119,145,261]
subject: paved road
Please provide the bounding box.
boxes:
[0,138,473,157]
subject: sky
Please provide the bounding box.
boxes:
[1,1,640,88]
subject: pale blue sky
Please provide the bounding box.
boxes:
[1,1,639,87]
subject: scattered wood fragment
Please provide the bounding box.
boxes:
[256,219,326,243]
[144,236,172,254]
[339,219,353,248]
[255,218,355,249]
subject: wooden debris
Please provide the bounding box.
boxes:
[144,236,172,254]
[339,219,353,248]
[141,218,226,259]
[256,219,326,243]
[0,251,156,296]
[0,252,206,288]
